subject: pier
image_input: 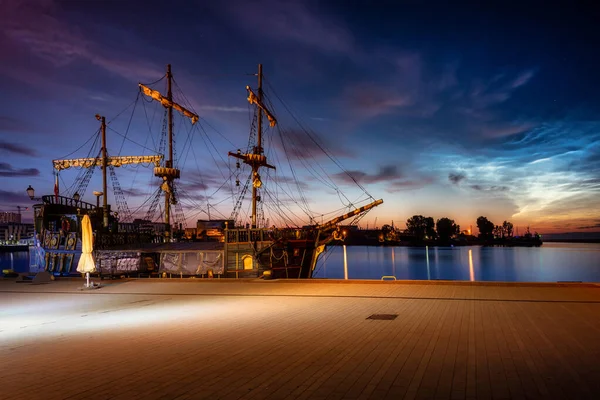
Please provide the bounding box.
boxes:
[1,279,599,399]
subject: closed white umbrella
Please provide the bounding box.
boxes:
[76,214,96,287]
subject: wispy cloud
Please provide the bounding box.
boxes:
[1,0,162,83]
[275,128,354,160]
[198,106,247,113]
[340,83,413,119]
[218,0,355,54]
[0,189,30,203]
[448,173,466,185]
[0,141,37,157]
[0,116,32,133]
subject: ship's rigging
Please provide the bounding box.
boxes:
[52,64,382,234]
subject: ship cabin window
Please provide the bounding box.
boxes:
[242,255,253,270]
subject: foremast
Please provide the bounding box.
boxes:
[52,116,163,228]
[139,64,199,239]
[229,64,277,228]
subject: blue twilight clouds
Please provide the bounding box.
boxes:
[0,0,598,233]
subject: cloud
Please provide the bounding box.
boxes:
[386,177,435,193]
[0,189,30,204]
[340,83,413,119]
[276,128,354,160]
[470,185,509,192]
[1,0,162,83]
[219,0,355,54]
[577,223,600,229]
[268,175,310,191]
[448,173,466,184]
[0,142,37,156]
[511,70,536,89]
[121,188,148,197]
[198,106,247,113]
[335,165,402,185]
[0,116,32,133]
[0,163,41,177]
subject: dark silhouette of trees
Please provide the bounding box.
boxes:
[502,220,514,238]
[381,224,393,234]
[477,216,495,240]
[493,225,502,238]
[406,215,436,241]
[436,217,459,241]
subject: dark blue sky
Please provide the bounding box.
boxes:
[1,0,599,232]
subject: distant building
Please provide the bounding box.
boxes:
[0,223,34,242]
[197,219,234,241]
[131,218,167,235]
[0,212,21,224]
[184,228,197,240]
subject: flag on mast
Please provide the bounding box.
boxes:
[54,172,59,201]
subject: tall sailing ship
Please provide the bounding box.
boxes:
[29,64,383,279]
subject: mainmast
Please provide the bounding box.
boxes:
[99,115,108,228]
[139,64,199,240]
[229,64,277,228]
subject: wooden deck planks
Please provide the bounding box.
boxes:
[1,280,600,400]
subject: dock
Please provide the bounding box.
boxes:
[1,278,600,399]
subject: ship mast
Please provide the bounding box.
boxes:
[229,64,277,228]
[139,64,199,239]
[100,115,108,228]
[52,115,163,228]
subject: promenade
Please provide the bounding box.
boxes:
[1,278,599,399]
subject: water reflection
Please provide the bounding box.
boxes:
[314,243,600,282]
[468,249,474,282]
[426,246,430,280]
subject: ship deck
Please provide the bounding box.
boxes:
[1,278,600,399]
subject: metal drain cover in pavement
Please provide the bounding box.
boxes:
[367,314,398,320]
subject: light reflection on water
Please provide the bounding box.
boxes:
[314,242,600,282]
[0,251,28,273]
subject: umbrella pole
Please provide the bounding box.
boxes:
[86,272,90,288]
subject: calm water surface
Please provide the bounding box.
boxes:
[313,243,600,282]
[0,251,29,274]
[2,244,599,282]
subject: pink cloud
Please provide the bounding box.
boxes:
[220,0,355,54]
[480,123,535,138]
[1,0,162,83]
[340,83,413,119]
[511,70,536,89]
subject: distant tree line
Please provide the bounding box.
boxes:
[401,215,518,243]
[404,215,460,242]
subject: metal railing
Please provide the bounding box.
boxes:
[42,195,96,210]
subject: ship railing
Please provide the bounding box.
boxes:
[42,195,96,210]
[225,227,317,243]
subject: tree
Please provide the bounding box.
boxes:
[493,225,502,238]
[502,220,514,238]
[436,217,459,241]
[406,215,436,241]
[476,216,495,240]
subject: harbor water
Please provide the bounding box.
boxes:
[313,242,600,282]
[2,243,600,282]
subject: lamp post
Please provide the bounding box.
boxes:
[93,191,103,209]
[342,229,348,280]
[26,185,42,201]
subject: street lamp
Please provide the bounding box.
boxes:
[26,185,41,201]
[73,192,80,202]
[93,191,103,209]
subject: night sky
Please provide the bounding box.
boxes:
[1,0,599,233]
